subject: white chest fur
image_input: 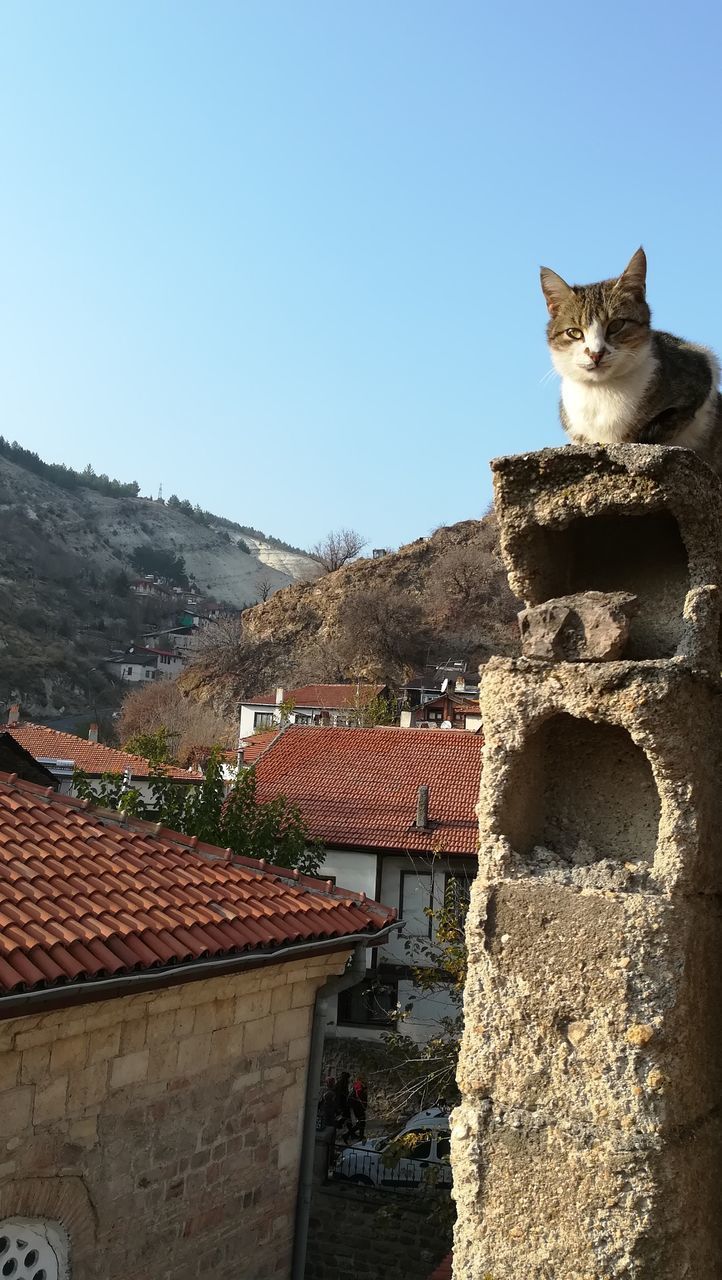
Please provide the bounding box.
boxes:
[560,349,658,445]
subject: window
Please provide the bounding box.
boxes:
[436,1136,450,1161]
[0,1219,68,1280]
[406,1135,432,1161]
[337,969,399,1027]
[293,713,312,725]
[400,871,433,939]
[254,712,275,729]
[126,667,133,676]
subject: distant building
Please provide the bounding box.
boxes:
[402,662,479,711]
[400,689,482,733]
[0,717,200,798]
[238,683,386,738]
[105,646,185,683]
[254,724,482,1042]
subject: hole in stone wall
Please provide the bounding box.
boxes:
[524,511,689,658]
[500,714,660,866]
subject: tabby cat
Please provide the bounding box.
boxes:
[540,248,722,474]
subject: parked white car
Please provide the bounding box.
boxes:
[334,1112,451,1190]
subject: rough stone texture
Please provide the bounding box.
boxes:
[452,444,722,1280]
[518,590,637,660]
[306,1180,451,1280]
[0,952,348,1280]
[492,443,722,670]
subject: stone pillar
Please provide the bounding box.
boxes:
[452,444,722,1279]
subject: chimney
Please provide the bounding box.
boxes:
[7,703,20,726]
[415,784,430,830]
[275,687,285,706]
[88,723,99,743]
[455,676,465,692]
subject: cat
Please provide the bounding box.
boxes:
[540,247,722,474]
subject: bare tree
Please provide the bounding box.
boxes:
[334,585,432,684]
[185,617,281,707]
[117,678,235,766]
[309,528,366,574]
[255,572,273,602]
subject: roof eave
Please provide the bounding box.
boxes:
[0,923,400,1022]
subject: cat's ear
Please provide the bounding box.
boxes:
[540,267,572,316]
[617,247,647,297]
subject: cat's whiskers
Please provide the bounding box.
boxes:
[539,367,558,386]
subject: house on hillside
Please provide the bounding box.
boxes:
[402,663,479,712]
[105,651,159,683]
[402,690,482,732]
[129,576,173,599]
[254,725,482,1042]
[239,683,387,737]
[105,646,185,683]
[0,714,200,798]
[0,771,395,1279]
[142,624,200,653]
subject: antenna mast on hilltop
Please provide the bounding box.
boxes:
[157,482,163,502]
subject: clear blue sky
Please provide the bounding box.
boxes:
[1,1,721,551]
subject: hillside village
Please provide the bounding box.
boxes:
[0,440,510,1279]
[2,436,715,1280]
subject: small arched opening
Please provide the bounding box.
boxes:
[523,510,689,658]
[500,713,660,867]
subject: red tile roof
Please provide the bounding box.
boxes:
[245,684,384,709]
[1,724,199,783]
[254,726,481,855]
[0,772,396,995]
[241,729,282,764]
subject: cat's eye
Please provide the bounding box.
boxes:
[565,328,583,341]
[607,319,627,336]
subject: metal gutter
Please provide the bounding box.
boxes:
[0,924,399,1022]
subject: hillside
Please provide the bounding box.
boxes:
[0,449,316,718]
[186,515,520,705]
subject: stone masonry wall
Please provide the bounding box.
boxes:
[452,446,722,1279]
[0,951,349,1280]
[306,1181,451,1280]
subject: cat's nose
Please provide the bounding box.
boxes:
[586,348,606,366]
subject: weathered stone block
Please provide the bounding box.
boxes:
[518,590,637,660]
[49,1033,88,1074]
[110,1049,149,1089]
[477,656,722,893]
[0,1086,33,1137]
[452,1101,722,1280]
[33,1075,68,1126]
[492,443,722,670]
[460,879,722,1131]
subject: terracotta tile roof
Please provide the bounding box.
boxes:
[245,684,384,709]
[254,726,481,855]
[0,772,396,995]
[1,724,199,783]
[241,730,282,765]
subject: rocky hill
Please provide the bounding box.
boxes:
[188,515,520,705]
[0,448,316,718]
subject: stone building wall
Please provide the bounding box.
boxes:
[306,1181,451,1280]
[0,951,348,1280]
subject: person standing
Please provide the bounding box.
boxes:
[334,1071,351,1130]
[346,1076,367,1141]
